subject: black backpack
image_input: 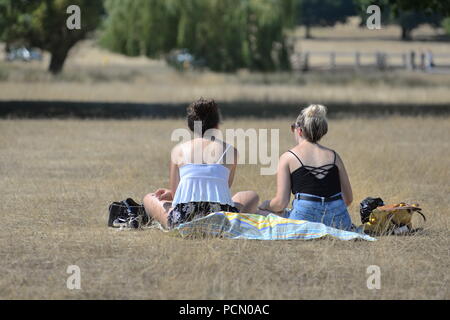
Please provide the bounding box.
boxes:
[360,197,384,223]
[108,198,149,229]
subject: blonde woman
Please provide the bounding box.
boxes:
[259,105,354,230]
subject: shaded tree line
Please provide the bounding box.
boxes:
[0,0,448,74]
[354,0,447,41]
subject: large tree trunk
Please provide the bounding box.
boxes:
[401,27,412,41]
[305,23,312,39]
[48,47,70,74]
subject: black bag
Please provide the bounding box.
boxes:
[360,197,384,224]
[108,198,149,229]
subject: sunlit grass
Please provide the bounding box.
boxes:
[0,117,448,299]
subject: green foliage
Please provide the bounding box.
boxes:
[295,0,356,38]
[0,0,38,48]
[385,0,450,17]
[101,0,295,72]
[0,0,104,73]
[354,0,450,16]
[443,18,450,35]
[396,11,442,40]
[353,0,444,40]
[100,0,179,57]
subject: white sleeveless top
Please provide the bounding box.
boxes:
[172,145,234,206]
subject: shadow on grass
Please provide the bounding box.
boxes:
[0,100,449,119]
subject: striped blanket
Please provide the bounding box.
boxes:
[173,212,376,241]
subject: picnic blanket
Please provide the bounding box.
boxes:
[173,212,377,241]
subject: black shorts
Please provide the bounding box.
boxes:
[168,201,239,228]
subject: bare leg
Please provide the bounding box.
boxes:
[232,191,260,213]
[143,193,172,228]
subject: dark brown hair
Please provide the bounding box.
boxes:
[187,98,221,134]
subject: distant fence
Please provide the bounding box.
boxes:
[291,51,450,72]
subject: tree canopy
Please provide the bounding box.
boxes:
[101,0,295,72]
[1,0,448,74]
[0,0,104,73]
[295,0,356,38]
[354,0,446,40]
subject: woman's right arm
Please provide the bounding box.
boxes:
[169,159,180,198]
[260,152,291,213]
[336,153,353,206]
[167,145,181,199]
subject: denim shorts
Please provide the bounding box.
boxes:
[286,193,352,231]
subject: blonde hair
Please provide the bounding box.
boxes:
[295,104,328,143]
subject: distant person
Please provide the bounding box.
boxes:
[409,51,416,70]
[425,50,435,71]
[143,98,259,229]
[258,105,354,230]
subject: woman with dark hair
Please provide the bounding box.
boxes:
[258,104,354,230]
[143,98,259,229]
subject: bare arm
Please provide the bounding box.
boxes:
[262,153,292,213]
[335,153,353,206]
[164,145,182,200]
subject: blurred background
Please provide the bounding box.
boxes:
[0,0,449,117]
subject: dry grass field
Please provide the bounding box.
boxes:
[0,19,448,300]
[0,117,449,299]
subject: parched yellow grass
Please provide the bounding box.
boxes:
[0,117,448,299]
[1,80,450,105]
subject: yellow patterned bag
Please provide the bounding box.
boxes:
[362,202,426,235]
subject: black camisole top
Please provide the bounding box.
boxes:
[289,150,341,198]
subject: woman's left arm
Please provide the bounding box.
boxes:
[335,153,353,206]
[260,153,292,213]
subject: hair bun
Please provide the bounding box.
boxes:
[304,104,327,118]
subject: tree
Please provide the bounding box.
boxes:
[396,11,441,41]
[100,0,179,58]
[385,0,450,16]
[355,0,450,16]
[354,0,444,40]
[295,0,356,39]
[101,0,296,72]
[0,0,36,52]
[0,0,104,74]
[443,18,450,36]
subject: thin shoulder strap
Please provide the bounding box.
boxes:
[216,144,232,164]
[333,150,337,164]
[288,150,304,166]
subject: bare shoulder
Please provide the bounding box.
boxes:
[280,151,294,165]
[280,151,291,160]
[226,144,238,164]
[316,143,339,161]
[227,143,238,156]
[333,150,346,168]
[317,143,334,154]
[170,142,186,165]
